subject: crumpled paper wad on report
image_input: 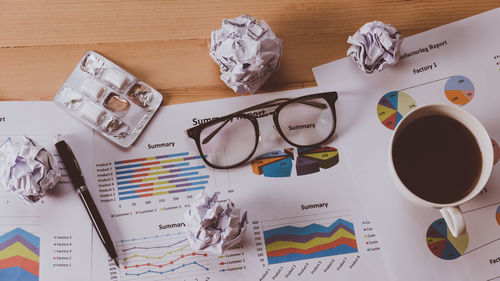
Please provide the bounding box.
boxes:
[0,136,60,203]
[184,191,248,254]
[347,21,403,74]
[210,14,282,94]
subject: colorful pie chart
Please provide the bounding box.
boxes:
[377,91,417,130]
[444,76,475,106]
[492,139,500,166]
[251,146,339,177]
[426,218,468,260]
[496,205,500,226]
[251,150,294,178]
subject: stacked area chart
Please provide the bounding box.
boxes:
[114,152,209,201]
[263,218,358,265]
[377,91,417,130]
[0,228,40,281]
[251,146,339,177]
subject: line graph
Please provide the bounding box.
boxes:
[120,232,183,243]
[124,261,209,277]
[123,252,208,269]
[123,244,190,262]
[122,238,187,252]
[117,232,215,281]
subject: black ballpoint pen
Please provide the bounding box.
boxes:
[55,140,120,267]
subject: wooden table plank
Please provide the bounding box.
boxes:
[0,1,498,104]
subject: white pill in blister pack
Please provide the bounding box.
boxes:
[103,68,127,89]
[81,79,105,100]
[79,102,105,125]
[54,51,163,148]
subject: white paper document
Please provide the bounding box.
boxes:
[313,8,500,281]
[0,102,94,281]
[89,87,388,281]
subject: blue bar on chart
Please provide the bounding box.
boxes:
[113,152,209,201]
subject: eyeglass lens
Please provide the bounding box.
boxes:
[277,97,334,146]
[199,117,257,167]
[198,95,334,168]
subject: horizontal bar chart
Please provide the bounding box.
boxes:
[114,152,209,201]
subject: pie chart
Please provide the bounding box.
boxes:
[251,149,294,177]
[251,146,339,177]
[297,146,339,176]
[377,91,417,130]
[444,76,475,106]
[426,218,469,260]
[496,205,500,226]
[492,139,500,166]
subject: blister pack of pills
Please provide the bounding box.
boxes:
[54,51,163,148]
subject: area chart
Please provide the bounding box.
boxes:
[0,228,40,281]
[444,76,475,106]
[114,152,209,201]
[426,218,469,260]
[263,218,358,265]
[377,91,417,130]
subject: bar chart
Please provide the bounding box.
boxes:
[106,152,210,201]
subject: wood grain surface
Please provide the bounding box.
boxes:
[0,1,498,105]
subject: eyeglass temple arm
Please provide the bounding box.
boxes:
[232,98,326,115]
[201,97,327,144]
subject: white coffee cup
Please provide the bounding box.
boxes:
[389,104,493,238]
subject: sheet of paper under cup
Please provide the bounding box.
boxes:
[53,51,163,148]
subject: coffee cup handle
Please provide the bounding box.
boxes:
[440,206,466,237]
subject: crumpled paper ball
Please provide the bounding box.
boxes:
[0,136,60,203]
[347,21,403,74]
[210,14,282,94]
[184,191,248,254]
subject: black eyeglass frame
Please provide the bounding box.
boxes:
[186,91,338,169]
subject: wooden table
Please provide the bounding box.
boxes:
[1,1,498,105]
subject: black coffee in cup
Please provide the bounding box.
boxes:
[392,114,482,204]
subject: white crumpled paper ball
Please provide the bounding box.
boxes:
[0,136,60,203]
[347,21,403,74]
[210,15,282,94]
[184,191,248,254]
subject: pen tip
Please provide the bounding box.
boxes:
[114,257,120,268]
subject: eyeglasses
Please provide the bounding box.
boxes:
[186,91,338,169]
